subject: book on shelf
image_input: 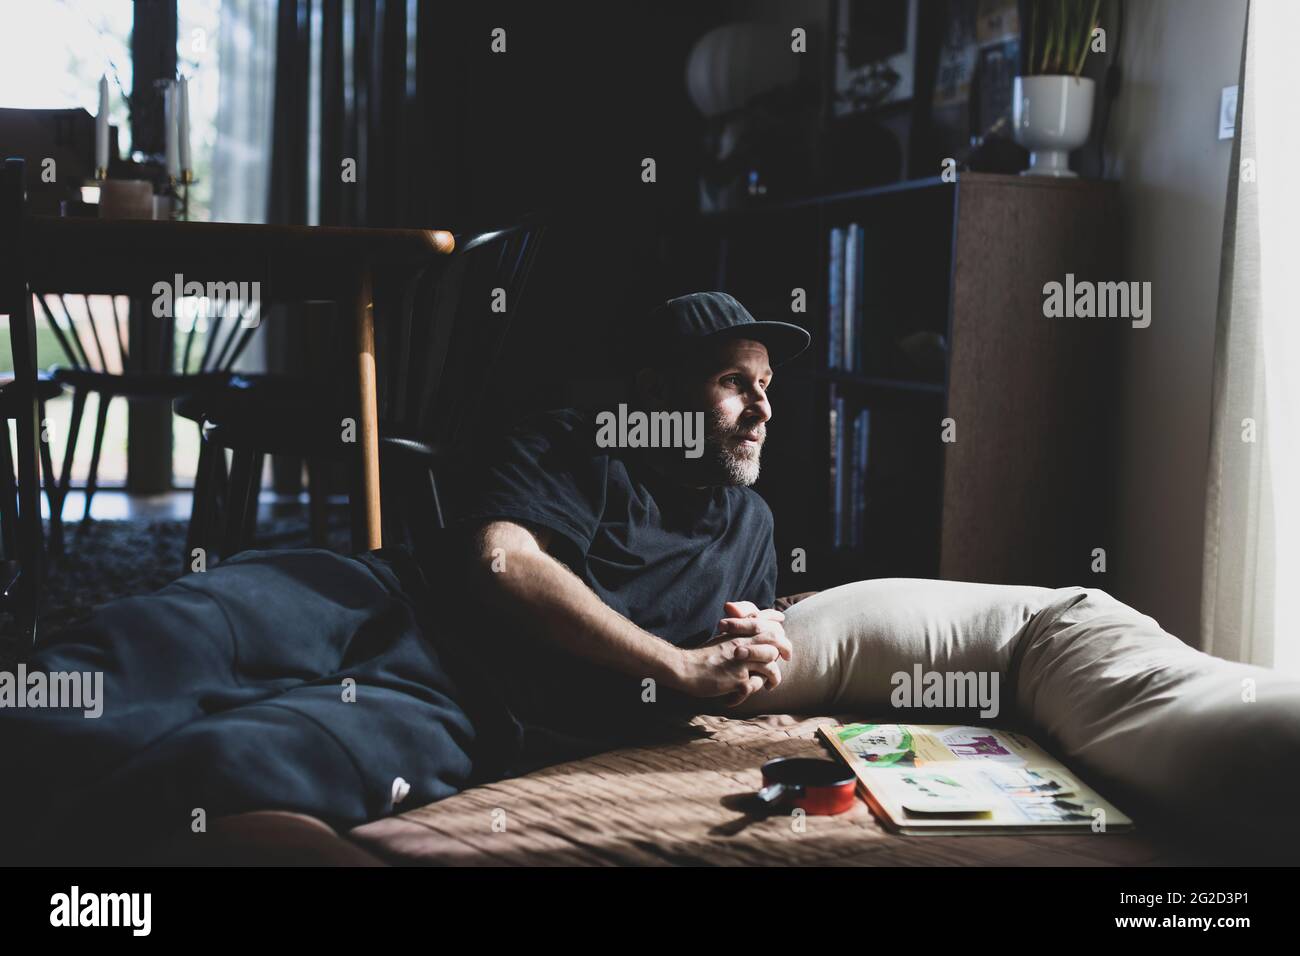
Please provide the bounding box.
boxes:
[850,408,871,550]
[827,226,844,370]
[828,387,873,551]
[826,222,867,373]
[845,222,864,372]
[843,223,857,372]
[827,385,836,547]
[829,385,846,548]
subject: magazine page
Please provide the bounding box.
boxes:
[821,723,1134,834]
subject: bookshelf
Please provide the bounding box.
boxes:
[670,173,1122,595]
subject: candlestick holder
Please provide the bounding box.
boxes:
[178,169,195,221]
[154,172,196,221]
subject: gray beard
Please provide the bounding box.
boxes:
[704,405,762,486]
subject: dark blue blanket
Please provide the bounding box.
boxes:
[0,548,522,863]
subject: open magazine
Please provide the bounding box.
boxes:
[818,723,1134,835]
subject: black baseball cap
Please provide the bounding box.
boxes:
[638,292,811,370]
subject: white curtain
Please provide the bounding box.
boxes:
[208,0,277,376]
[209,0,277,226]
[1202,0,1300,672]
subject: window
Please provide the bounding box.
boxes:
[1,2,134,490]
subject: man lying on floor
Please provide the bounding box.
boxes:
[0,292,814,862]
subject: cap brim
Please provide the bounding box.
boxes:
[706,321,811,368]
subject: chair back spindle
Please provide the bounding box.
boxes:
[402,220,545,452]
[0,159,45,630]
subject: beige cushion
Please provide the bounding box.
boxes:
[1016,587,1300,855]
[732,578,1054,716]
[732,578,1300,857]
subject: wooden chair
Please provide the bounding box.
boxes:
[0,160,52,635]
[182,217,546,565]
[31,281,260,539]
[0,373,65,529]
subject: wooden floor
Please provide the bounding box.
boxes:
[45,488,339,523]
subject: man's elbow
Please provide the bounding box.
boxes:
[467,521,548,592]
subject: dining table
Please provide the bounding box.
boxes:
[19,214,458,552]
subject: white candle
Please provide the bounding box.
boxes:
[177,76,191,175]
[95,75,109,176]
[164,80,180,178]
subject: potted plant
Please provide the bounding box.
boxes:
[1014,0,1102,176]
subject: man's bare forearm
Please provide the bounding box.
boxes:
[469,521,685,687]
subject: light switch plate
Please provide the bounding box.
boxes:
[1219,85,1238,140]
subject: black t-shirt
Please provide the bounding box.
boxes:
[443,408,778,741]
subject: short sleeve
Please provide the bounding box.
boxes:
[753,495,779,607]
[452,409,607,559]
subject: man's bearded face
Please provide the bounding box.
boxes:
[683,338,773,488]
[704,399,766,486]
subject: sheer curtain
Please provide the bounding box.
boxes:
[208,0,277,379]
[209,0,277,225]
[1202,0,1300,672]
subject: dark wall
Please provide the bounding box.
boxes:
[431,2,724,413]
[270,0,729,422]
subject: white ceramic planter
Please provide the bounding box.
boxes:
[1012,75,1096,177]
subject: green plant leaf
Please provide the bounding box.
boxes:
[1022,0,1103,76]
[1072,0,1102,75]
[1028,1,1039,75]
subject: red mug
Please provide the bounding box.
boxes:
[757,757,858,815]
